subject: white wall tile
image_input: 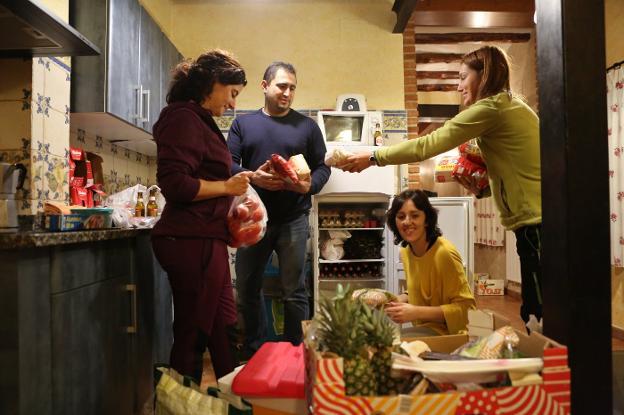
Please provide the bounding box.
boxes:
[43,108,70,158]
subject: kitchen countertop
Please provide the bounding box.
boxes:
[0,228,149,250]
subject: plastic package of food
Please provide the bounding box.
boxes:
[324,147,354,167]
[227,186,267,248]
[270,154,299,184]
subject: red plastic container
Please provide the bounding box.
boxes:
[231,342,305,399]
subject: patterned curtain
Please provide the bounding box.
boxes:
[474,196,505,247]
[608,65,624,267]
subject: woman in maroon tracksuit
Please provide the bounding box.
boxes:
[151,50,251,382]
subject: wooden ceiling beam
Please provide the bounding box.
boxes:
[413,0,534,13]
[415,32,530,43]
[417,71,459,79]
[392,0,419,33]
[418,84,459,92]
[416,53,463,64]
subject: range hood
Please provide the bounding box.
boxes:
[0,0,99,57]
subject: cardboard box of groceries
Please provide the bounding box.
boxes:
[303,320,570,415]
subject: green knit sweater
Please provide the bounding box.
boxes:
[376,92,541,231]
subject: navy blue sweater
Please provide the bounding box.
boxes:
[228,109,331,224]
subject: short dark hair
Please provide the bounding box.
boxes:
[386,189,442,247]
[262,61,296,84]
[167,49,247,104]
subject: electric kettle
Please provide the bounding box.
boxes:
[0,162,27,231]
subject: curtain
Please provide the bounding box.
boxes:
[474,196,505,246]
[608,65,624,267]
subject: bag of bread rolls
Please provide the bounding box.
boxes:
[288,154,311,179]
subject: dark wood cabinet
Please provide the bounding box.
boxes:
[70,0,182,134]
[139,7,163,132]
[0,232,173,415]
[160,33,183,118]
[107,0,141,125]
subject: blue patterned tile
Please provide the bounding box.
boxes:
[35,93,51,117]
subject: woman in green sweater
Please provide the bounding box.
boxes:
[341,45,542,325]
[384,189,476,335]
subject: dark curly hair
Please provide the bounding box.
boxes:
[166,49,247,104]
[386,189,442,247]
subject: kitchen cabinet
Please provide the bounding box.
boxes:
[138,6,163,132]
[0,231,173,415]
[311,193,394,308]
[70,0,182,152]
[161,33,183,111]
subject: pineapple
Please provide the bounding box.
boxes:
[360,302,400,395]
[315,284,405,396]
[315,285,378,396]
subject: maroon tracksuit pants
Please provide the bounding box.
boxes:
[152,236,238,381]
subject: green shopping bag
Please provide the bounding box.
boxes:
[154,366,251,415]
[155,367,252,415]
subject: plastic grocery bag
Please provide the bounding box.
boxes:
[155,367,228,415]
[106,184,165,228]
[227,186,267,248]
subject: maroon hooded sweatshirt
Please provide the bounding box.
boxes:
[152,101,233,240]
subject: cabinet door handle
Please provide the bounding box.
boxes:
[142,89,151,125]
[125,284,137,334]
[134,85,143,124]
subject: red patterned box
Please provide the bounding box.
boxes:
[304,327,569,415]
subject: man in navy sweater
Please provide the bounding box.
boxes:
[228,62,330,356]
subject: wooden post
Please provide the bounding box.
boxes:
[536,0,612,413]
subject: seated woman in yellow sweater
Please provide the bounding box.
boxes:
[384,189,476,335]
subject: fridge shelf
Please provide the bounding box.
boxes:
[319,278,385,283]
[319,258,384,263]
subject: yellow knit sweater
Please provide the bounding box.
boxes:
[401,237,476,335]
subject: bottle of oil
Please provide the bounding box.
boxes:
[147,189,159,217]
[135,191,145,217]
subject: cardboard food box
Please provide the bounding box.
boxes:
[475,278,505,296]
[434,156,459,183]
[45,208,113,231]
[304,323,570,415]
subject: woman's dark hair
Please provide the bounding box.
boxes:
[386,189,442,247]
[167,49,247,104]
[461,45,511,101]
[262,61,296,83]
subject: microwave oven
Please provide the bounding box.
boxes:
[317,110,383,146]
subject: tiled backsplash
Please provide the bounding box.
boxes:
[69,128,157,196]
[0,57,72,215]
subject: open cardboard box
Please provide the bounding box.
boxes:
[303,318,570,415]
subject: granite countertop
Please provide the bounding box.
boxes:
[0,228,150,250]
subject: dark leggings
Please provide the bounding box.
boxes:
[515,224,543,323]
[152,236,238,382]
